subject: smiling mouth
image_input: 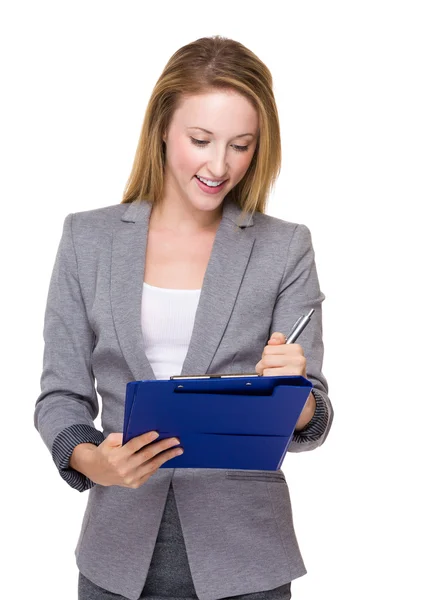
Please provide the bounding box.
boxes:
[195,175,228,187]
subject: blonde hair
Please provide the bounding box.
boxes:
[121,35,281,223]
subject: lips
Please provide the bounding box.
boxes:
[195,175,226,185]
[194,175,228,194]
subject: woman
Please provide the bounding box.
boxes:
[35,35,333,600]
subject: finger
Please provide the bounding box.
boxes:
[262,367,295,376]
[104,432,124,447]
[136,446,184,483]
[260,355,286,368]
[122,430,160,457]
[132,436,181,467]
[265,342,304,357]
[262,354,306,368]
[268,332,287,344]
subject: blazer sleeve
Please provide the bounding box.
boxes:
[34,214,105,492]
[270,223,334,452]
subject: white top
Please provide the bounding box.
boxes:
[141,282,201,380]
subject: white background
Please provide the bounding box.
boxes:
[1,1,427,599]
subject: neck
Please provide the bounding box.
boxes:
[149,198,224,235]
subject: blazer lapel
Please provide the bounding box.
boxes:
[110,200,155,382]
[110,197,255,382]
[180,199,255,376]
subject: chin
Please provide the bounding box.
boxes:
[194,197,225,210]
[189,191,223,206]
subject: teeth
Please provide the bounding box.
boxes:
[196,175,224,187]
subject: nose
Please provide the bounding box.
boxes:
[207,147,229,180]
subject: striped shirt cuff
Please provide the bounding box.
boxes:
[52,424,105,492]
[292,388,329,443]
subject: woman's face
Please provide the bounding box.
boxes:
[162,89,259,214]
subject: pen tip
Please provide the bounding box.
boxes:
[308,308,315,317]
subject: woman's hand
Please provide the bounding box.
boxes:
[70,431,183,488]
[255,332,307,377]
[255,332,315,430]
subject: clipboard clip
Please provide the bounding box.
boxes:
[170,372,261,380]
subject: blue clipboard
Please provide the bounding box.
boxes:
[122,374,313,471]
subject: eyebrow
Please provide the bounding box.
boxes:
[187,127,255,138]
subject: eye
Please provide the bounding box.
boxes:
[190,137,249,153]
[190,137,209,147]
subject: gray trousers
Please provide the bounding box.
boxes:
[78,484,292,600]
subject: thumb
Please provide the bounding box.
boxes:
[268,331,287,344]
[105,432,124,446]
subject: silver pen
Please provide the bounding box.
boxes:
[285,308,315,344]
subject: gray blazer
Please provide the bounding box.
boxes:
[34,197,333,600]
